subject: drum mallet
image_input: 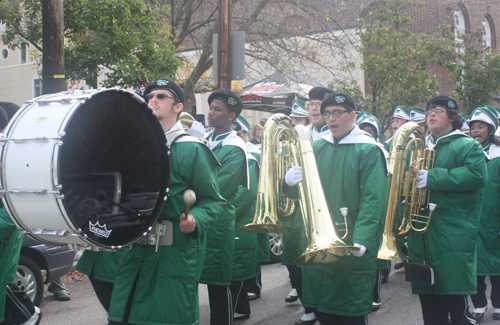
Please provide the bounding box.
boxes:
[182,190,196,220]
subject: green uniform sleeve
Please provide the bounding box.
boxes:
[217,147,247,204]
[188,145,226,235]
[427,141,487,192]
[352,146,388,251]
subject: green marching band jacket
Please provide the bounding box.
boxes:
[0,202,23,323]
[476,144,500,277]
[408,130,487,295]
[200,129,249,286]
[284,126,388,316]
[246,147,270,263]
[108,122,225,325]
[232,152,259,281]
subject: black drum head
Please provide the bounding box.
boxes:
[58,89,169,248]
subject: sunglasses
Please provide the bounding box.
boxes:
[145,93,175,101]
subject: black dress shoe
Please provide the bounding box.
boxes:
[294,319,317,325]
[493,312,500,320]
[467,309,486,321]
[234,313,250,320]
[247,292,259,301]
[285,294,299,303]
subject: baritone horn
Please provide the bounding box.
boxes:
[241,114,353,265]
[377,122,437,261]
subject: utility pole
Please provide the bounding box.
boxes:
[42,0,65,94]
[217,0,232,89]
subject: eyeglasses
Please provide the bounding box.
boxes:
[309,102,321,108]
[322,110,349,119]
[425,108,446,116]
[145,93,175,102]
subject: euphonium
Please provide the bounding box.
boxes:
[241,114,352,265]
[377,122,437,260]
[179,112,196,131]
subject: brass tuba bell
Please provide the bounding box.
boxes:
[241,114,352,265]
[378,122,437,261]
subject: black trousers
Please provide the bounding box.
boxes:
[231,281,250,315]
[315,311,367,325]
[207,285,232,325]
[471,275,500,309]
[419,294,475,325]
[243,263,262,297]
[286,265,315,314]
[373,269,382,303]
[89,268,114,312]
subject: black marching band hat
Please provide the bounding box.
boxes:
[426,95,459,112]
[144,78,186,105]
[308,87,334,101]
[320,92,356,114]
[208,89,244,117]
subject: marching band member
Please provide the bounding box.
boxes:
[409,106,427,135]
[107,79,225,325]
[385,105,411,151]
[201,89,249,325]
[357,113,390,312]
[408,95,487,325]
[283,92,388,324]
[307,87,333,141]
[468,106,500,321]
[231,116,260,320]
[282,99,317,325]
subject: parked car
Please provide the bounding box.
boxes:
[269,232,282,263]
[15,236,76,306]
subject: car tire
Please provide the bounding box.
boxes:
[269,232,282,263]
[16,255,44,307]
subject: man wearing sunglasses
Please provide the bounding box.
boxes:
[283,92,388,324]
[407,95,487,325]
[107,78,225,325]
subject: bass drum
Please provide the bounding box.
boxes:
[1,88,170,249]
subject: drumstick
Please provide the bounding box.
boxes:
[183,190,196,220]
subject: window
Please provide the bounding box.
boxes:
[483,20,492,48]
[33,77,42,98]
[19,44,26,64]
[1,48,9,61]
[454,10,465,40]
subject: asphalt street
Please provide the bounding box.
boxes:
[39,262,497,324]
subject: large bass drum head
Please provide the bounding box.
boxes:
[58,89,169,248]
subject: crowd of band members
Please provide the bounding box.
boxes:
[1,77,500,325]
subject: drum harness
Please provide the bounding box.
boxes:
[136,129,189,253]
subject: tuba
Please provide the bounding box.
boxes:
[241,114,352,265]
[377,122,437,260]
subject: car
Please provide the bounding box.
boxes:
[15,236,76,306]
[268,232,282,263]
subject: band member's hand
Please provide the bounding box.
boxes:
[350,243,367,257]
[417,170,428,188]
[285,166,303,186]
[188,121,206,139]
[180,213,196,233]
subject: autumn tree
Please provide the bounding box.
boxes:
[437,29,500,114]
[0,0,179,88]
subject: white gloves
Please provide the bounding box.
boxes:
[285,166,303,187]
[417,170,428,189]
[350,243,367,257]
[188,121,206,139]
